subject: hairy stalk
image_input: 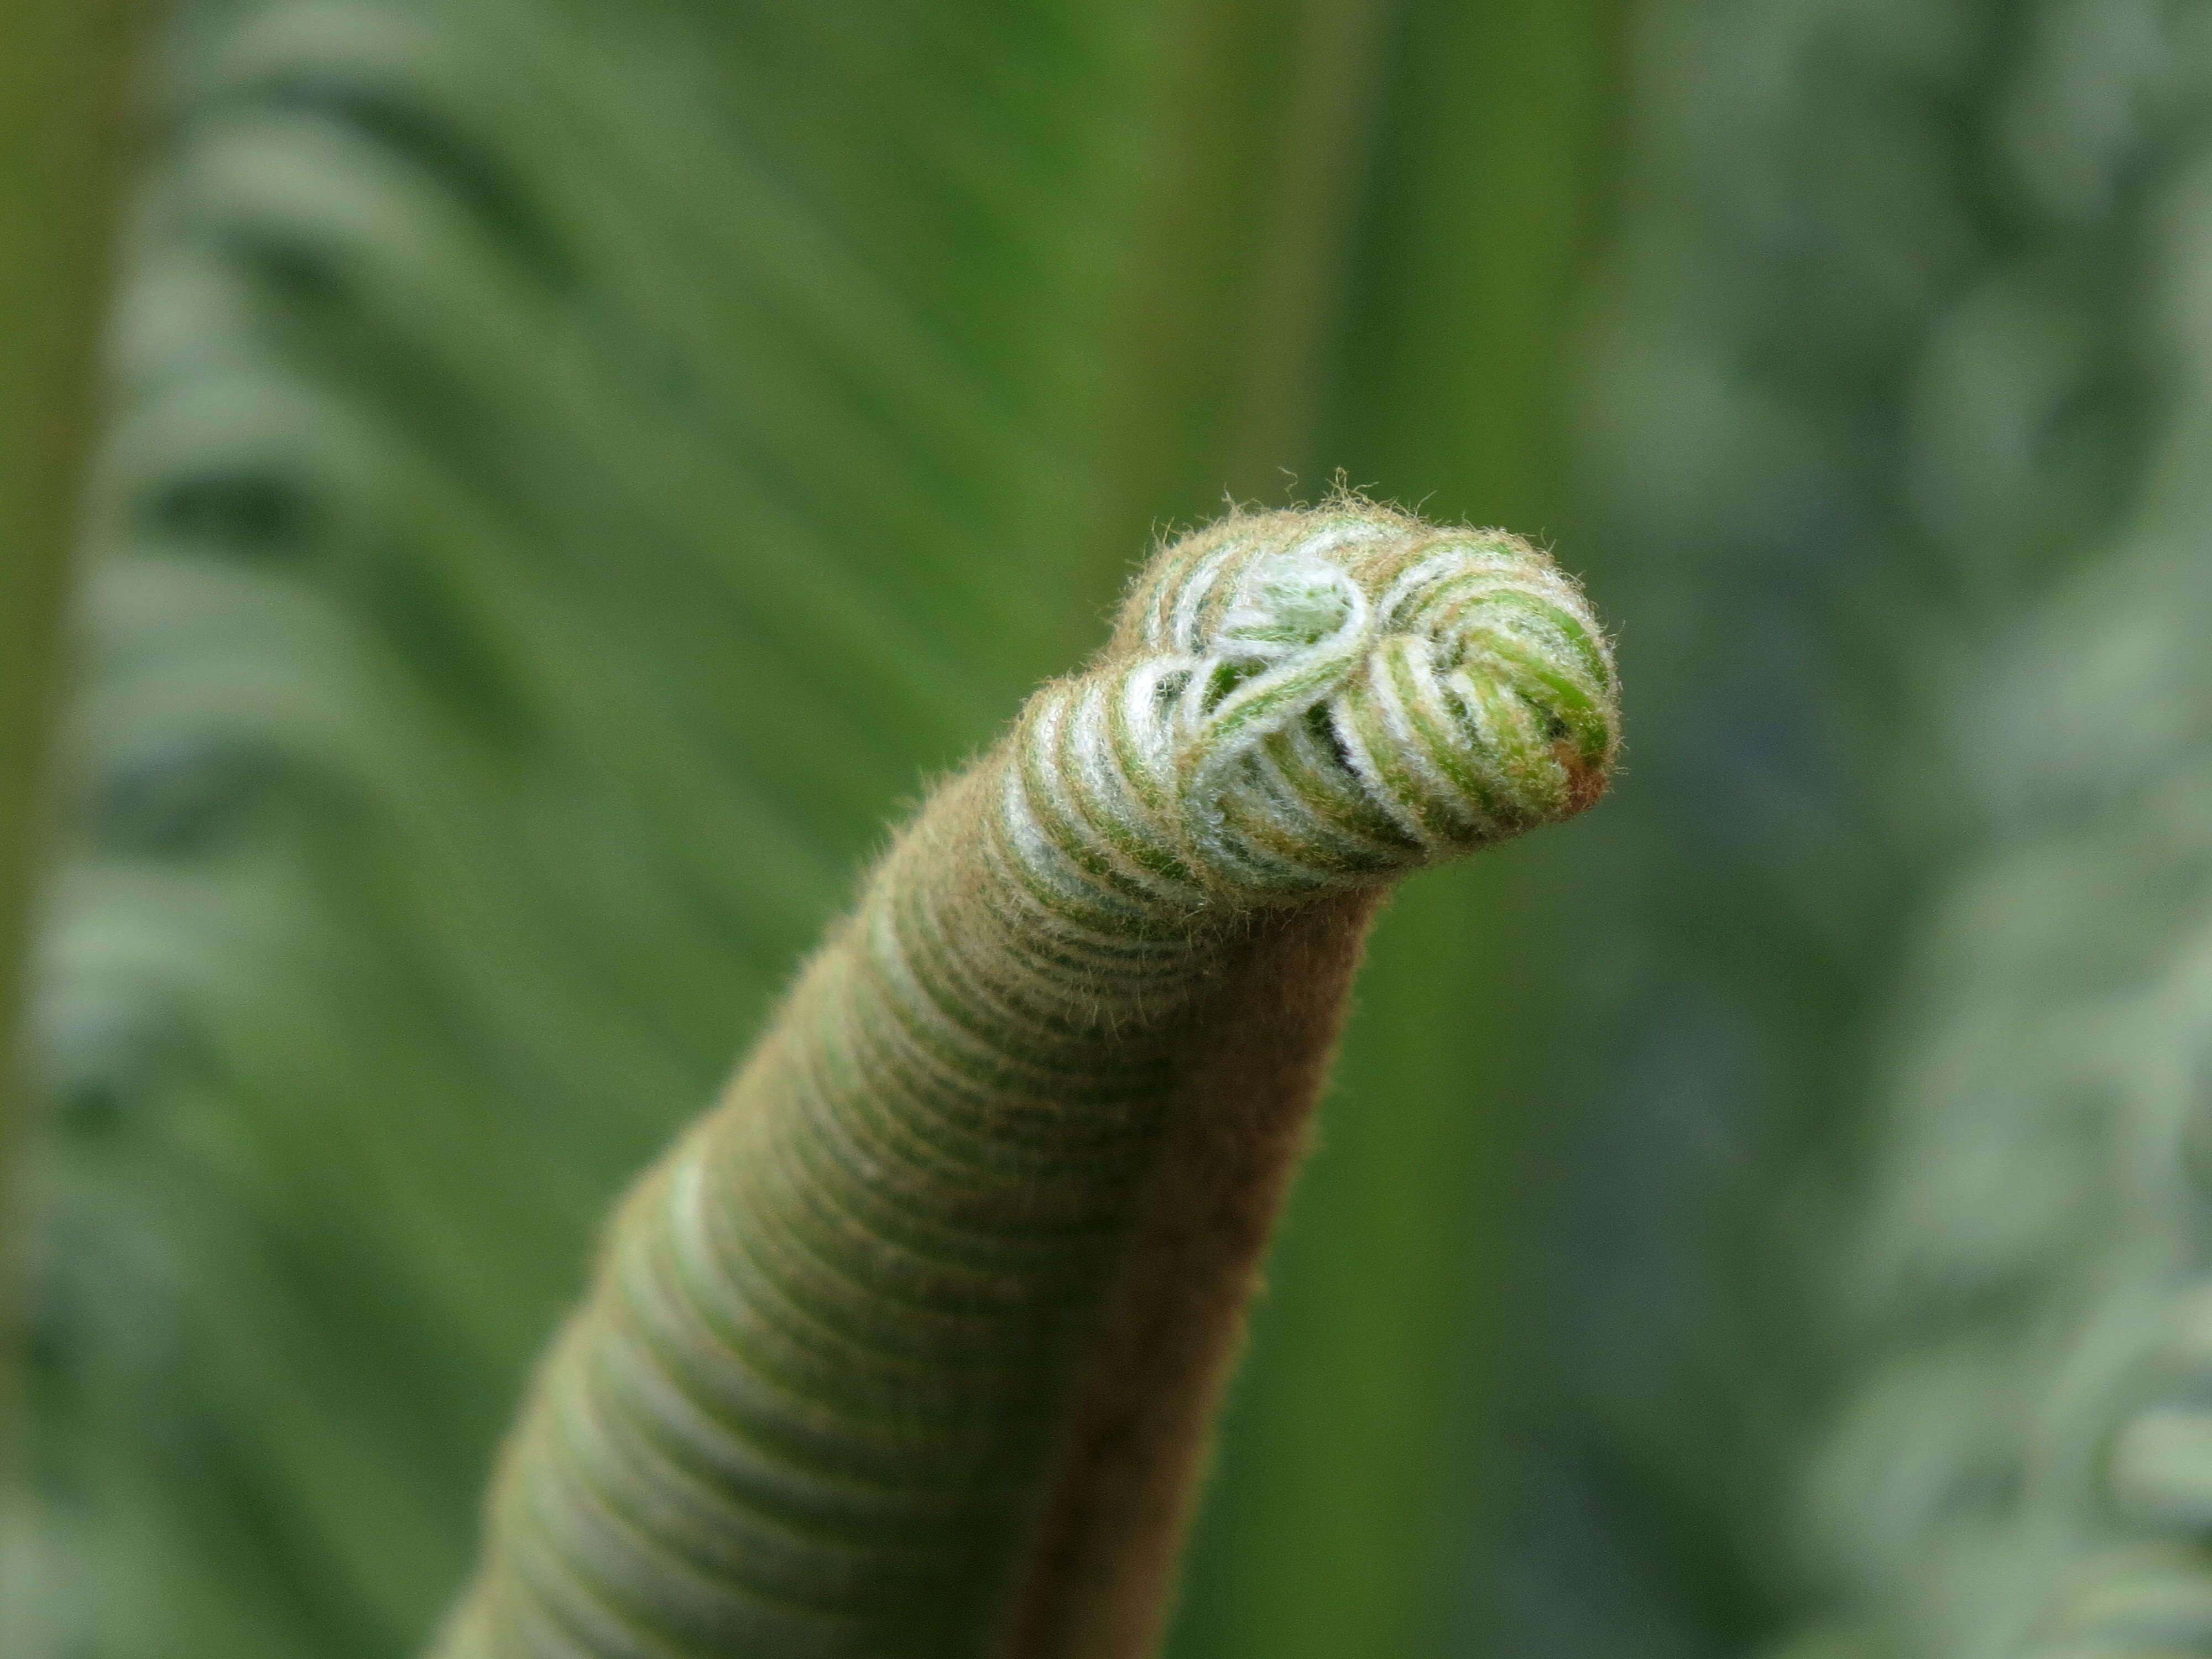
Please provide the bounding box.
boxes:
[430,502,1618,1659]
[994,889,1380,1659]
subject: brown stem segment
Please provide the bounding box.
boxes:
[997,890,1385,1659]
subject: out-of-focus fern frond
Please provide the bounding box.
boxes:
[22,2,1417,1655]
[1493,1,2189,1653]
[1791,543,2212,1659]
[1,6,147,1649]
[1770,8,2212,1653]
[1,14,142,1118]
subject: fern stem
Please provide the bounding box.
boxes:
[994,888,1381,1659]
[432,500,1618,1658]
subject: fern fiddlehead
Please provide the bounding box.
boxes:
[429,502,1618,1659]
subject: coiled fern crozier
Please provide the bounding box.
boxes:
[430,502,1618,1658]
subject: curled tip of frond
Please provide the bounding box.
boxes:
[432,502,1618,1659]
[1010,502,1619,911]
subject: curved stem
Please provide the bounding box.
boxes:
[432,500,1618,1659]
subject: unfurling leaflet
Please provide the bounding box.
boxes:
[430,500,1620,1659]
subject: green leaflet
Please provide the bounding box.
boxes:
[1493,0,2199,1655]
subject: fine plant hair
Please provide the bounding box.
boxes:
[429,501,1619,1658]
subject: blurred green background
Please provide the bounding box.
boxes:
[11,2,2212,1657]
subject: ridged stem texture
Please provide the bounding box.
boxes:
[429,502,1618,1659]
